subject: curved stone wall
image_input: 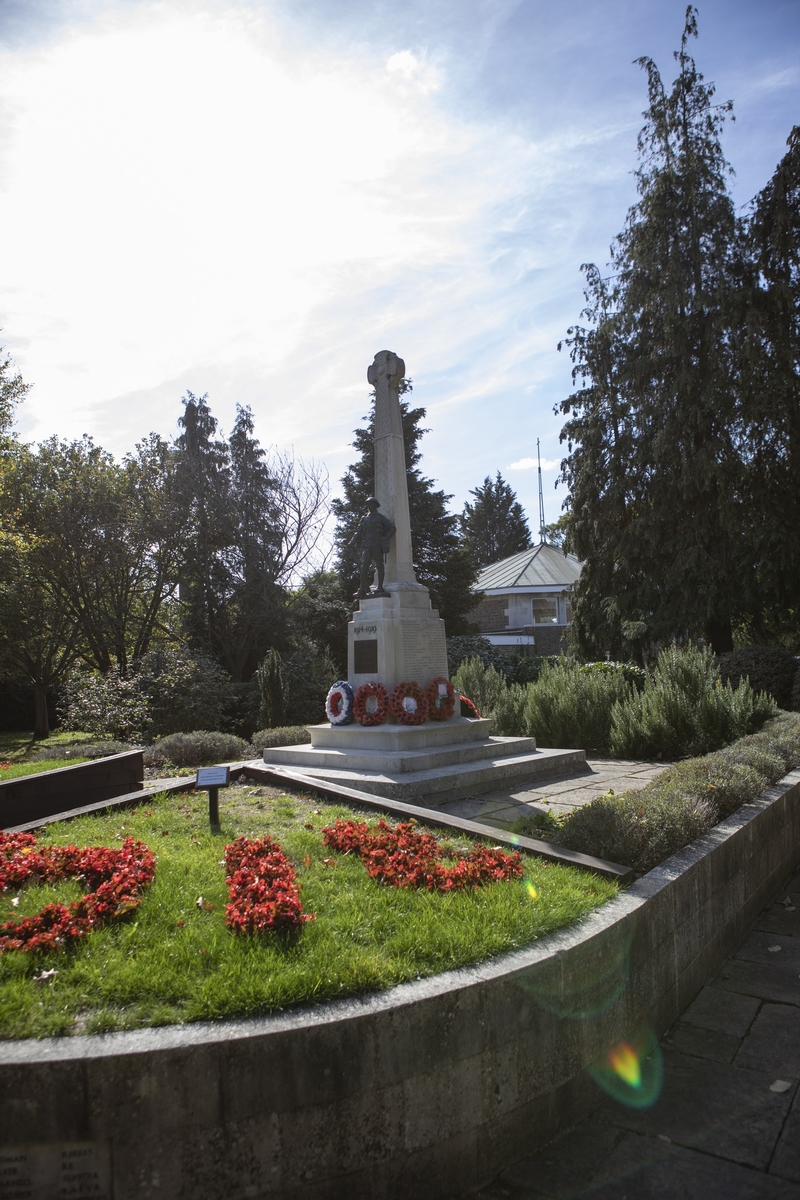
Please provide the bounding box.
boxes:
[1,770,799,1200]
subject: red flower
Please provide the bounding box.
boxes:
[0,833,156,954]
[223,836,314,935]
[322,819,522,892]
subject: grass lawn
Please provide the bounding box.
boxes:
[0,780,617,1040]
[0,757,89,781]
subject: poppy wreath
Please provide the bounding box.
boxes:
[389,681,428,725]
[322,818,523,892]
[0,831,156,954]
[353,681,389,726]
[224,836,314,935]
[325,680,355,726]
[426,676,456,722]
[459,694,481,719]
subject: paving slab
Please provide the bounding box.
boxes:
[577,1131,800,1200]
[733,1003,800,1077]
[714,957,800,1007]
[593,1047,794,1170]
[735,929,800,972]
[680,985,761,1038]
[496,1119,623,1196]
[755,898,800,937]
[771,1087,800,1183]
[665,1021,742,1064]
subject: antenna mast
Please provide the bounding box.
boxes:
[537,438,546,544]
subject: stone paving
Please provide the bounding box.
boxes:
[475,866,800,1199]
[426,758,667,826]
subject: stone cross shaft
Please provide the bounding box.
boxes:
[367,350,418,590]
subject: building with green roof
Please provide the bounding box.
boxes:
[472,542,583,655]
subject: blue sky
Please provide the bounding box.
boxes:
[0,0,798,536]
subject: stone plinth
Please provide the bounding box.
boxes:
[348,591,448,695]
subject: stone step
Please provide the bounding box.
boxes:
[308,716,496,752]
[264,734,538,775]
[263,747,587,803]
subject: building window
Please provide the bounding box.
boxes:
[532,597,558,625]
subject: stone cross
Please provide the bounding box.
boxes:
[367,350,419,591]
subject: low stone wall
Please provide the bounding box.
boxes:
[1,770,799,1200]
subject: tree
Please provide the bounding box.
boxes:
[286,569,351,677]
[332,383,480,635]
[175,395,329,679]
[737,126,800,646]
[460,473,532,569]
[557,7,747,657]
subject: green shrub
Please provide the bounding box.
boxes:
[521,659,633,750]
[58,668,150,741]
[147,731,252,768]
[556,713,800,873]
[281,636,338,726]
[447,635,510,678]
[250,726,312,752]
[718,645,798,710]
[492,683,528,736]
[451,657,508,719]
[255,648,285,729]
[580,660,646,690]
[609,645,777,760]
[135,649,233,737]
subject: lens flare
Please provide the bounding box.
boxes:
[588,1031,663,1109]
[526,882,538,900]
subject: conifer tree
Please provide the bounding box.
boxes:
[558,7,746,656]
[460,473,532,569]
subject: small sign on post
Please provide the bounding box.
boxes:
[195,766,230,832]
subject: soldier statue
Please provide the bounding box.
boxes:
[349,497,396,598]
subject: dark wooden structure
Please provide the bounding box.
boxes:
[0,751,144,829]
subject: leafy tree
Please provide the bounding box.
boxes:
[286,569,351,677]
[332,383,479,635]
[558,8,746,657]
[460,472,532,569]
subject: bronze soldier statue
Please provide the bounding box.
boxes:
[349,497,396,598]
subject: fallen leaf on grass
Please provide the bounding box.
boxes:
[304,823,314,830]
[33,969,57,985]
[303,855,312,868]
[322,858,338,868]
[195,896,214,911]
[191,837,201,847]
[176,920,185,928]
[10,897,19,907]
[313,809,323,815]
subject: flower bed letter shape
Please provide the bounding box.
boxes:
[0,831,156,954]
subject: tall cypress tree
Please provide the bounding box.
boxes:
[460,473,532,569]
[332,382,479,635]
[558,7,746,656]
[739,127,800,643]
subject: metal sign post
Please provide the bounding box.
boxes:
[195,766,230,832]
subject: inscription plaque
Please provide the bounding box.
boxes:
[353,639,379,674]
[401,621,447,683]
[0,1141,112,1200]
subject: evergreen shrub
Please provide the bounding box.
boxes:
[146,731,252,768]
[281,636,338,726]
[250,726,312,752]
[451,657,507,720]
[609,645,777,760]
[556,713,800,873]
[446,636,511,679]
[521,660,633,750]
[718,646,799,710]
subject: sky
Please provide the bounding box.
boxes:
[0,0,798,538]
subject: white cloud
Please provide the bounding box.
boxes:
[508,456,560,471]
[386,50,441,93]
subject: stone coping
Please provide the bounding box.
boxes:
[1,769,798,1199]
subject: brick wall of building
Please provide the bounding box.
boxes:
[472,595,507,633]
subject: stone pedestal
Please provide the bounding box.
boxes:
[348,591,448,695]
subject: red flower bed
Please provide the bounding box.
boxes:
[224,836,315,935]
[322,819,523,892]
[0,831,156,954]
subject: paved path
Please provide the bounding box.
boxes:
[476,866,800,1199]
[427,758,666,826]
